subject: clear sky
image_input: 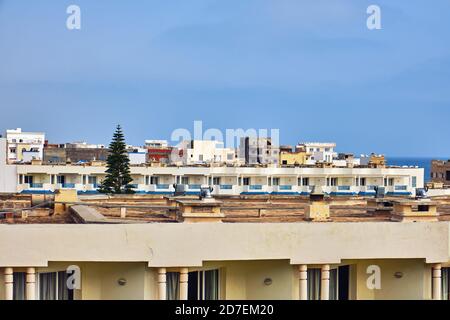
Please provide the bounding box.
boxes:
[0,0,449,157]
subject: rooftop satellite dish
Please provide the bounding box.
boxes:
[374,186,385,199]
[199,186,214,200]
[415,188,428,200]
[173,184,187,196]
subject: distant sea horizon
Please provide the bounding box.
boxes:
[387,157,449,182]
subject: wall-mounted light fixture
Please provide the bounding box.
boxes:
[118,278,127,286]
[263,278,273,286]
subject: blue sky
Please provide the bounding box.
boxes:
[0,0,449,157]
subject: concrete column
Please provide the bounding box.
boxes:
[299,265,308,300]
[179,268,189,300]
[321,264,330,301]
[26,268,36,300]
[4,267,13,300]
[157,268,167,300]
[432,264,442,300]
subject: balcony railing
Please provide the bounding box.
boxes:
[220,185,233,190]
[337,186,351,191]
[249,185,263,190]
[395,185,408,191]
[156,184,170,190]
[62,183,76,189]
[188,184,201,190]
[279,185,292,190]
[29,183,43,189]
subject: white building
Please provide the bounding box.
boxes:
[175,140,236,165]
[6,128,45,163]
[127,147,147,165]
[239,137,279,165]
[144,140,168,149]
[0,138,18,193]
[65,142,106,149]
[297,142,337,164]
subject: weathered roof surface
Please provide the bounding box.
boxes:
[2,194,450,224]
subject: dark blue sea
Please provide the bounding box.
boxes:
[387,157,449,182]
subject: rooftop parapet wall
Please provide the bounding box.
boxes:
[0,221,448,267]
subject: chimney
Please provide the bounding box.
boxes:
[174,196,224,223]
[391,199,439,222]
[304,187,331,222]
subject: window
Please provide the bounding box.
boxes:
[188,270,220,300]
[88,176,97,185]
[337,266,350,301]
[440,267,450,300]
[10,147,16,153]
[57,175,65,184]
[302,178,309,186]
[307,266,349,301]
[38,271,73,300]
[198,154,203,161]
[243,178,250,186]
[412,176,417,188]
[282,160,288,165]
[446,171,450,182]
[24,175,33,184]
[13,272,26,300]
[167,272,180,300]
[181,177,189,185]
[150,176,159,185]
[273,178,280,186]
[213,177,221,185]
[307,269,321,300]
[442,268,450,300]
[327,178,338,187]
[360,178,366,186]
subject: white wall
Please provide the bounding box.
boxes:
[0,138,18,193]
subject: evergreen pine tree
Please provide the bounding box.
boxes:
[98,125,134,194]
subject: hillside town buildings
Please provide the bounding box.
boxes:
[431,160,450,186]
[6,128,45,164]
[0,128,424,196]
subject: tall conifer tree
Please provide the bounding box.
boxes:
[98,125,134,194]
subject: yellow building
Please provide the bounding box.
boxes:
[279,151,311,166]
